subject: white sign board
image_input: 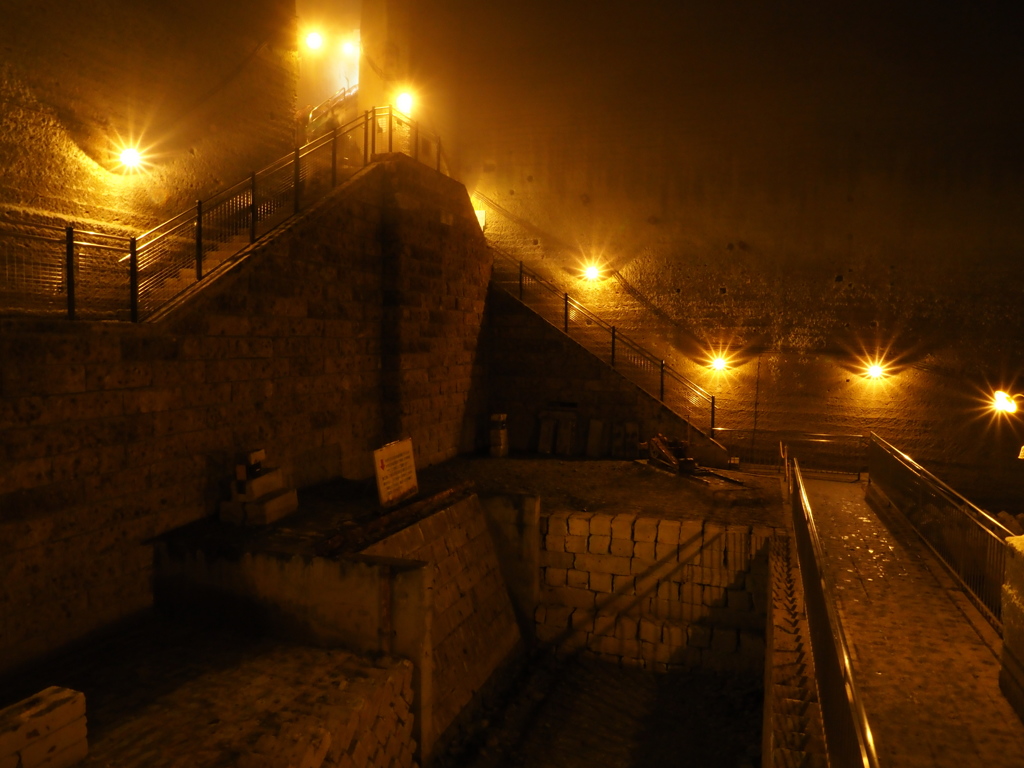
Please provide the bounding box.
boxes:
[373,438,418,508]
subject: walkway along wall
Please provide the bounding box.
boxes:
[0,154,491,676]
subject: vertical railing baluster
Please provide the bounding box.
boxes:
[611,326,616,367]
[388,106,394,153]
[518,261,524,301]
[563,293,569,332]
[249,172,257,243]
[660,360,665,401]
[195,199,203,281]
[331,126,338,187]
[129,237,138,323]
[711,395,716,432]
[65,226,75,320]
[364,109,371,164]
[293,147,301,214]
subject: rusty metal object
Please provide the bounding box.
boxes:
[648,433,696,475]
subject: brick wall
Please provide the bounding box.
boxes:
[0,155,491,675]
[361,494,523,751]
[536,510,777,673]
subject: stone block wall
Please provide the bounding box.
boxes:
[361,494,523,752]
[0,155,491,676]
[536,510,776,673]
[485,288,726,465]
[378,156,492,466]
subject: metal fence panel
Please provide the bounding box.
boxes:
[2,107,442,322]
[490,250,715,433]
[867,434,1009,627]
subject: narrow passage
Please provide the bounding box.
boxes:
[443,655,763,768]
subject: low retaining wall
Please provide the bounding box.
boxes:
[361,494,523,753]
[536,510,776,672]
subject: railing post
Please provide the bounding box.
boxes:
[249,172,257,243]
[518,261,524,301]
[293,147,301,215]
[64,226,75,320]
[388,106,394,153]
[129,237,139,323]
[195,199,203,281]
[331,126,338,187]
[660,360,665,401]
[711,395,716,432]
[611,326,616,367]
[364,109,371,164]
[563,292,569,332]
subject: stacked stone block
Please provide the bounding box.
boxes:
[536,510,775,672]
[361,494,522,750]
[0,687,87,768]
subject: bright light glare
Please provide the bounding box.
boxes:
[711,356,728,371]
[994,391,1019,413]
[396,92,414,115]
[305,31,324,50]
[119,147,143,169]
[584,265,601,280]
[867,363,885,379]
[342,41,359,57]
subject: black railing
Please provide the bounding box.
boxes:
[790,459,880,768]
[490,250,717,435]
[717,429,868,474]
[0,106,447,322]
[0,222,133,320]
[868,433,1010,629]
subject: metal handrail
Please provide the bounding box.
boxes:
[870,433,1013,537]
[1,105,447,322]
[791,459,880,768]
[868,432,1010,627]
[489,247,717,432]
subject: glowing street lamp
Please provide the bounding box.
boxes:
[711,356,728,372]
[583,264,601,281]
[994,391,1020,414]
[119,147,142,168]
[396,91,414,116]
[305,31,324,50]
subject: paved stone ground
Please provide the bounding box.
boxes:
[0,615,414,768]
[438,654,763,768]
[805,478,1024,768]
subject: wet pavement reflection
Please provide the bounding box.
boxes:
[806,478,1024,768]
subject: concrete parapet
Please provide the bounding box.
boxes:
[1001,536,1024,724]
